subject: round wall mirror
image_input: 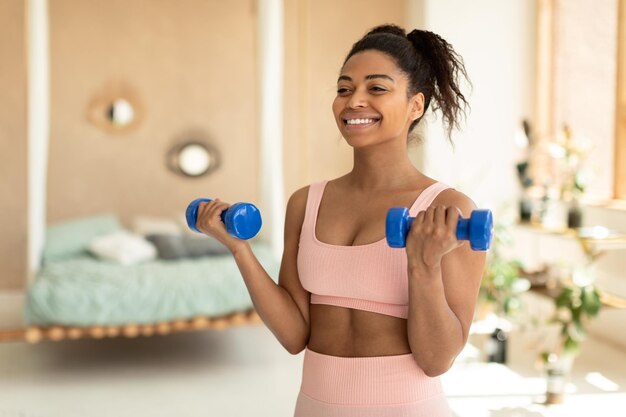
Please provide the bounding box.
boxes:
[87,82,143,134]
[167,140,221,178]
[107,98,135,127]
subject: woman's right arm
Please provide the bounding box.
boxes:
[230,186,311,354]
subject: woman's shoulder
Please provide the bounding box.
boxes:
[288,184,311,207]
[287,177,332,201]
[286,179,327,212]
[284,185,311,233]
[430,185,478,217]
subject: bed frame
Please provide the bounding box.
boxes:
[0,308,262,343]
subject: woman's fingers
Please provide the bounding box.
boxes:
[446,206,461,231]
[407,205,466,268]
[434,205,447,228]
[207,199,223,214]
[415,205,459,238]
[424,206,435,225]
[197,199,231,230]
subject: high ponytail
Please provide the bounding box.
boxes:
[406,29,470,143]
[343,24,472,145]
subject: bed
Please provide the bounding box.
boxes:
[18,213,280,343]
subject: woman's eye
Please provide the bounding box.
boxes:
[371,86,387,92]
[337,87,351,94]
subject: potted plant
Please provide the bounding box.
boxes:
[478,220,530,364]
[536,274,602,404]
[479,221,529,320]
[551,124,594,228]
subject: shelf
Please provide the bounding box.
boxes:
[529,283,626,310]
[517,223,626,245]
[516,222,626,253]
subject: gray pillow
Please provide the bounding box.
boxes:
[145,234,230,260]
[183,235,230,257]
[145,234,187,260]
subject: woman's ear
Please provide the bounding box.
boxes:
[409,92,425,120]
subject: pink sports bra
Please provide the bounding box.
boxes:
[297,179,453,319]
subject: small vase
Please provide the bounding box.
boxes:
[545,367,566,404]
[519,198,532,223]
[544,354,575,404]
[486,327,508,364]
[541,199,567,229]
[567,199,583,229]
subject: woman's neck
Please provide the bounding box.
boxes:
[346,144,427,191]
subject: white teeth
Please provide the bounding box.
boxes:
[346,118,377,125]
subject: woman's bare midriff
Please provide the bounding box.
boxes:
[307,303,412,357]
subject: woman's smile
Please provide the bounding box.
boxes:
[342,113,382,131]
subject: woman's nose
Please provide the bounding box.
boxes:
[348,90,368,108]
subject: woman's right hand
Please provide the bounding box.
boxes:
[195,198,248,253]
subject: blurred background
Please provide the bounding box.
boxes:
[1,0,625,416]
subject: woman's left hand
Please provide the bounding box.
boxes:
[405,205,465,271]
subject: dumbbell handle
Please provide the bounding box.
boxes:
[403,217,473,241]
[186,198,262,240]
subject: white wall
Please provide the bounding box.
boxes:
[410,0,536,218]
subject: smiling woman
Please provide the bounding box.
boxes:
[284,25,482,417]
[190,21,483,417]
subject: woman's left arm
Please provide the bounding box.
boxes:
[405,190,487,377]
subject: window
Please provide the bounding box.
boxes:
[616,0,626,199]
[535,0,625,202]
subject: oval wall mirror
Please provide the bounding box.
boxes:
[167,140,221,178]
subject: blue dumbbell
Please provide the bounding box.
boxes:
[386,207,493,251]
[186,198,262,240]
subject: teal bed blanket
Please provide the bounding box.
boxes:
[24,241,279,326]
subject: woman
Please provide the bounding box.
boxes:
[196,24,486,417]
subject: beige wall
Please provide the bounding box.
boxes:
[0,0,408,289]
[283,0,408,194]
[47,0,259,225]
[0,0,27,290]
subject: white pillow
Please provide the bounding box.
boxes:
[89,230,157,265]
[131,215,182,237]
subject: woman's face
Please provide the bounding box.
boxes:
[332,49,423,147]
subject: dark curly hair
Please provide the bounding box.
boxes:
[342,24,471,145]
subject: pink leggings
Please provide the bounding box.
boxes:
[293,347,452,417]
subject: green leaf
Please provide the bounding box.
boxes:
[563,337,580,354]
[582,287,602,316]
[569,321,586,342]
[556,288,572,308]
